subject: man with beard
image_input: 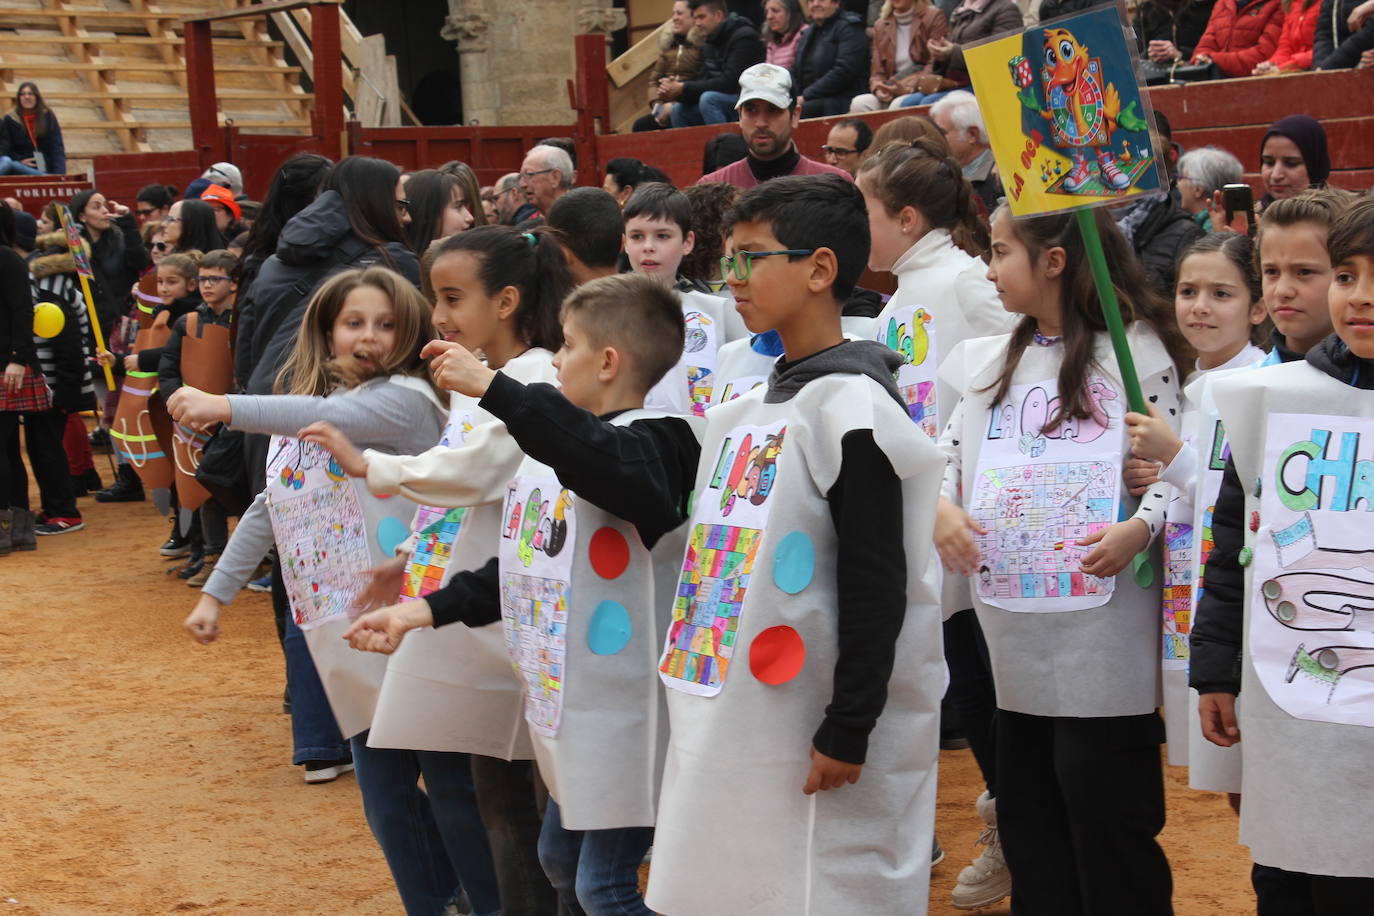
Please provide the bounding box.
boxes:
[696,63,852,188]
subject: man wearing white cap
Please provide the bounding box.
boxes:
[200,162,243,196]
[697,63,852,188]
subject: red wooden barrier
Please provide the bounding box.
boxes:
[346,123,578,187]
[0,174,95,216]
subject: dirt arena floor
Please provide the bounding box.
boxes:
[0,457,1257,915]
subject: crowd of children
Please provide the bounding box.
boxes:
[7,138,1374,915]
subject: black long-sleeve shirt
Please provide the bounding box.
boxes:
[157,303,234,403]
[136,294,203,374]
[428,365,908,764]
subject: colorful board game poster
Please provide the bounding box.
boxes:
[1250,414,1374,727]
[398,405,474,601]
[1162,521,1193,667]
[963,2,1166,216]
[659,419,786,696]
[875,303,939,439]
[969,377,1124,612]
[498,474,576,737]
[264,436,372,630]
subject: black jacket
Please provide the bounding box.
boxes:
[1189,333,1309,695]
[1313,0,1361,65]
[236,189,419,492]
[27,244,95,411]
[84,212,149,337]
[1317,16,1374,67]
[791,10,870,102]
[158,302,234,403]
[0,246,37,370]
[1133,0,1217,59]
[1134,195,1206,299]
[682,14,765,103]
[0,109,66,174]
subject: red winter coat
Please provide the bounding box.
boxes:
[1192,0,1286,76]
[1265,0,1321,70]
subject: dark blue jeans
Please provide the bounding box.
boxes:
[351,735,501,916]
[277,576,349,764]
[537,798,654,916]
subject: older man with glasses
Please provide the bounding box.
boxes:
[517,145,574,224]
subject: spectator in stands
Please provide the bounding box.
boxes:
[1176,145,1244,231]
[1191,0,1285,76]
[135,184,178,227]
[0,83,65,176]
[1253,0,1322,72]
[1112,183,1205,297]
[405,169,477,256]
[636,0,706,131]
[764,0,809,69]
[698,63,853,186]
[1316,0,1374,65]
[603,157,672,207]
[200,162,244,197]
[1259,113,1330,206]
[664,0,766,127]
[492,172,533,225]
[822,117,873,175]
[908,0,1020,105]
[702,132,750,174]
[1314,0,1370,65]
[164,199,226,254]
[790,0,871,116]
[69,189,148,349]
[851,0,949,113]
[200,184,244,237]
[518,144,575,220]
[1136,0,1218,66]
[681,182,740,291]
[930,90,1002,213]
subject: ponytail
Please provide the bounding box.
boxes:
[429,225,572,352]
[857,136,988,257]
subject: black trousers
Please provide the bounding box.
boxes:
[3,410,78,517]
[996,709,1173,916]
[1254,863,1374,916]
[944,608,998,793]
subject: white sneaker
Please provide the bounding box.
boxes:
[952,791,1011,910]
[303,759,355,784]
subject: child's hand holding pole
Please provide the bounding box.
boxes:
[422,340,496,397]
[298,421,368,478]
[1125,404,1182,466]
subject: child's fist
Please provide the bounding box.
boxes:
[422,339,497,397]
[803,747,862,795]
[185,594,223,644]
[168,388,230,430]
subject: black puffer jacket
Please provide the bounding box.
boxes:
[84,212,148,338]
[1133,195,1206,299]
[791,9,870,103]
[682,14,765,103]
[0,246,37,371]
[1133,0,1217,59]
[235,189,419,491]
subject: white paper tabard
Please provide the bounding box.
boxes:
[968,376,1125,612]
[498,474,577,736]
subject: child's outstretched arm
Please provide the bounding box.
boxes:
[192,492,275,640]
[807,430,907,795]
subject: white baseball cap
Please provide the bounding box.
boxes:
[201,162,243,196]
[735,63,794,111]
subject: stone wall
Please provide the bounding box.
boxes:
[443,0,625,126]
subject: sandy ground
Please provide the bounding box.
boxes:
[0,458,1257,915]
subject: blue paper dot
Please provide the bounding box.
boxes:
[772,531,815,595]
[376,516,410,557]
[587,600,633,655]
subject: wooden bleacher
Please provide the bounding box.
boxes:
[0,0,314,164]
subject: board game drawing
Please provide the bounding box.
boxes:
[270,480,372,629]
[876,304,939,438]
[1162,521,1193,665]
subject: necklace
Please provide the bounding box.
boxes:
[1032,328,1063,347]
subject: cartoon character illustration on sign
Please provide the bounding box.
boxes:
[683,310,712,354]
[884,309,931,367]
[1011,27,1149,194]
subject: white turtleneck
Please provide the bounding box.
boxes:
[894,10,915,78]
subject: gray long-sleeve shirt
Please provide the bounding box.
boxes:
[202,376,445,605]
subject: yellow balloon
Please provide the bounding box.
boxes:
[33,302,66,338]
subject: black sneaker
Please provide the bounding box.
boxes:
[160,529,191,558]
[95,465,145,503]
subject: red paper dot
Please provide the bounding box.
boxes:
[589,526,630,579]
[749,626,806,685]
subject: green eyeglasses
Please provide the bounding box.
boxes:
[718,249,816,282]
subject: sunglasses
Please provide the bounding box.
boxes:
[136,207,157,217]
[152,242,168,252]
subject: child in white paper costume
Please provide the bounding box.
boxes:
[1124,232,1268,796]
[168,268,498,916]
[856,133,1015,911]
[643,175,947,915]
[344,273,704,916]
[935,206,1190,915]
[1189,191,1374,913]
[301,226,577,916]
[622,182,746,416]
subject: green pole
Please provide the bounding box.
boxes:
[1074,207,1145,414]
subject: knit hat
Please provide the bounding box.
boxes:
[201,162,244,195]
[200,183,242,221]
[68,188,98,220]
[13,210,36,252]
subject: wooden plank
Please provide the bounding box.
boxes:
[1147,70,1374,131]
[181,0,341,24]
[0,61,299,73]
[607,20,664,88]
[354,32,385,127]
[41,90,311,101]
[1174,116,1374,172]
[0,35,284,48]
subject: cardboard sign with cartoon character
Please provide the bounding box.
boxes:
[964,2,1166,216]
